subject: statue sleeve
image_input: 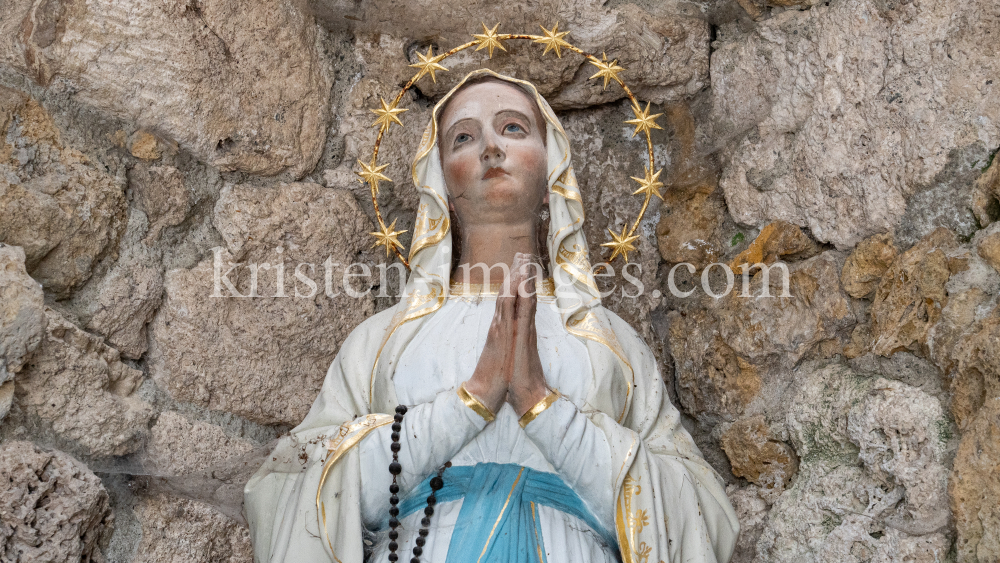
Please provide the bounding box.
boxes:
[586,313,741,563]
[356,386,490,528]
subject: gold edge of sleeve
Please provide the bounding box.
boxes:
[457,383,496,422]
[518,390,560,428]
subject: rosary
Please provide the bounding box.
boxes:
[388,404,449,563]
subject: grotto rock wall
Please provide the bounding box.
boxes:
[0,0,998,561]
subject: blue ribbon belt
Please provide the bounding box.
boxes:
[396,462,617,563]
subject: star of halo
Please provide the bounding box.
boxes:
[534,22,572,58]
[631,166,665,199]
[409,46,448,83]
[625,101,664,138]
[588,52,624,90]
[370,98,408,133]
[472,23,507,59]
[601,224,640,262]
[356,159,392,195]
[370,218,407,257]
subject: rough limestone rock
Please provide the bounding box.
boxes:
[129,164,192,244]
[0,244,45,397]
[948,314,1000,432]
[656,104,729,269]
[669,251,855,425]
[726,485,770,563]
[870,228,959,357]
[68,208,164,360]
[318,0,709,109]
[713,0,1000,249]
[144,411,255,477]
[326,34,431,213]
[950,397,1000,563]
[15,308,153,457]
[719,251,856,366]
[979,230,1000,274]
[141,411,262,525]
[0,86,126,298]
[669,308,762,424]
[971,155,1000,228]
[729,221,819,275]
[133,495,252,563]
[756,361,952,563]
[720,415,798,493]
[0,0,332,177]
[148,183,376,425]
[0,441,114,563]
[840,233,898,299]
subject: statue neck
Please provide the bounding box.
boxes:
[455,220,540,283]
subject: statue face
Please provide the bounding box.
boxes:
[438,80,549,227]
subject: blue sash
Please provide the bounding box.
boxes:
[396,463,617,563]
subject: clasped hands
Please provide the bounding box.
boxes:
[463,253,551,418]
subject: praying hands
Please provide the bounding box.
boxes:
[462,252,550,417]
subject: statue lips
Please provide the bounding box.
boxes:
[482,166,509,180]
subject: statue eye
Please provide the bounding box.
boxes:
[504,123,524,134]
[455,133,472,144]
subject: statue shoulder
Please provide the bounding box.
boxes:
[599,307,659,375]
[335,303,406,365]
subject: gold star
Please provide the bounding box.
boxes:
[370,98,408,133]
[371,218,407,257]
[625,101,663,138]
[588,52,624,90]
[356,158,392,195]
[472,23,507,59]
[631,166,665,199]
[601,224,640,262]
[409,45,448,84]
[534,22,572,58]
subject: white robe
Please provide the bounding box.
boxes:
[358,292,619,562]
[244,292,739,563]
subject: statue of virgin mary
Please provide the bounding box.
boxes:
[244,68,739,563]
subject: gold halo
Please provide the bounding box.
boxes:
[360,22,663,267]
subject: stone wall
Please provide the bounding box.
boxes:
[0,0,997,561]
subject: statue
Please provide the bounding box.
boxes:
[244,68,739,563]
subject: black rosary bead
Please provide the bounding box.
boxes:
[412,546,423,557]
[411,557,421,563]
[389,483,399,495]
[415,537,425,547]
[389,462,402,475]
[420,517,431,527]
[389,506,400,517]
[391,442,401,452]
[429,476,443,490]
[388,541,398,552]
[389,495,399,505]
[426,495,437,506]
[388,553,398,562]
[389,517,399,528]
[391,422,402,432]
[388,530,398,541]
[418,529,429,537]
[423,506,434,517]
[394,413,404,422]
[395,405,408,415]
[391,431,400,441]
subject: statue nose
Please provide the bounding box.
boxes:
[481,141,505,165]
